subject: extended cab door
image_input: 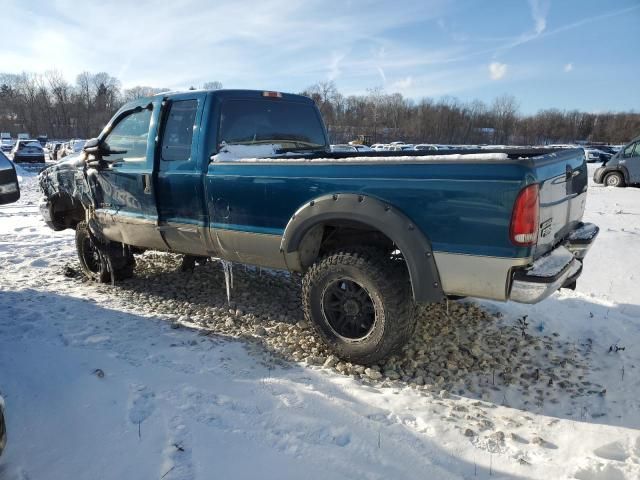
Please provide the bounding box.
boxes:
[154,92,213,255]
[88,99,166,250]
[205,92,328,268]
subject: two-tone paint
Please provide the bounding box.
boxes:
[40,89,594,303]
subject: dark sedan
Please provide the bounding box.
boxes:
[12,140,45,163]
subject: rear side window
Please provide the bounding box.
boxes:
[161,100,198,161]
[219,99,326,148]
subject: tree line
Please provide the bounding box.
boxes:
[0,71,221,140]
[0,71,637,145]
[304,81,639,145]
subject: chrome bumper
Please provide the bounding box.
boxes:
[510,222,599,304]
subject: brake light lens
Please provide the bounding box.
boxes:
[510,184,539,246]
[262,91,282,98]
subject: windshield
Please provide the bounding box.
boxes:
[219,99,327,151]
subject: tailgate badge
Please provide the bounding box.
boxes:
[540,218,553,238]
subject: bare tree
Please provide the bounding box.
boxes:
[203,81,223,90]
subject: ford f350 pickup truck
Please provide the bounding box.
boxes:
[39,89,599,363]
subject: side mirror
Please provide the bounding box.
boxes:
[0,158,20,205]
[83,137,100,154]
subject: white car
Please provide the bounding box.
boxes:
[583,148,607,163]
[0,138,13,153]
[371,144,386,151]
[330,144,358,152]
[330,144,374,153]
[414,144,438,151]
[353,145,373,153]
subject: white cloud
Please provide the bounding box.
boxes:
[528,0,550,35]
[489,62,507,80]
[390,76,413,91]
[0,0,461,93]
[564,63,574,72]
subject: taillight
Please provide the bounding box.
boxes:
[510,184,539,246]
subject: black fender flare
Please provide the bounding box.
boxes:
[280,193,444,303]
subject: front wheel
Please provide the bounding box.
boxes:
[75,222,135,283]
[604,171,625,187]
[302,248,416,364]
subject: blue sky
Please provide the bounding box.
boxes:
[3,0,639,113]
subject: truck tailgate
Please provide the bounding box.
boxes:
[532,149,588,259]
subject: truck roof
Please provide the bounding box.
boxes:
[155,89,314,103]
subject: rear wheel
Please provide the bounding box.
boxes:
[302,248,416,364]
[75,222,135,283]
[604,171,625,187]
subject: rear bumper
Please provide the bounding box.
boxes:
[14,154,45,163]
[510,222,599,303]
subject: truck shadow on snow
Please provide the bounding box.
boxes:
[0,288,529,480]
[96,252,640,431]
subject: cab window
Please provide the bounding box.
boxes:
[161,100,198,161]
[102,107,152,163]
[218,99,326,150]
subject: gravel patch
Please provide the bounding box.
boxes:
[52,251,604,416]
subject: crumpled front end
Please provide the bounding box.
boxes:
[38,155,92,231]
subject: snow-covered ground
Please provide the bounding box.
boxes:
[0,164,639,479]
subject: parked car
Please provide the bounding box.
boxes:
[331,144,375,153]
[40,88,598,364]
[330,144,358,152]
[587,145,617,155]
[414,144,438,151]
[593,136,640,187]
[0,150,21,204]
[49,142,64,161]
[584,148,611,163]
[370,144,386,151]
[58,141,70,159]
[353,145,373,153]
[0,138,14,153]
[59,139,86,158]
[386,144,414,151]
[11,140,45,163]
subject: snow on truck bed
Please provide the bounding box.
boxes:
[212,144,509,162]
[0,163,639,479]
